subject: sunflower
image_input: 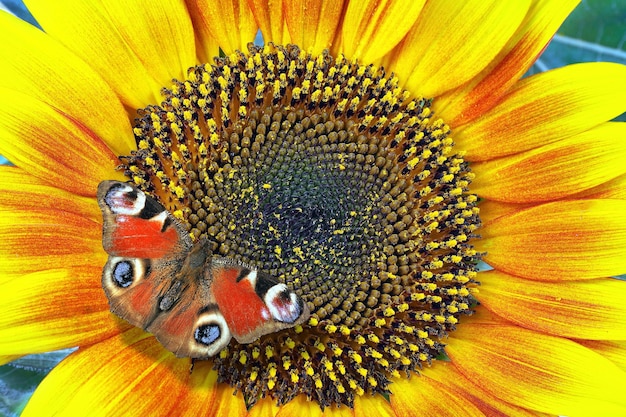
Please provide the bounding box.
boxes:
[1,0,626,416]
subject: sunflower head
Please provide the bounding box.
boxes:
[119,42,481,407]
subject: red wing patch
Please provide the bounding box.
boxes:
[210,267,269,340]
[108,215,179,258]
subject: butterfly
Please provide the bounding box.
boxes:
[97,180,310,359]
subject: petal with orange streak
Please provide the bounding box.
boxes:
[0,88,125,196]
[186,0,257,56]
[577,340,626,374]
[21,328,222,416]
[0,166,100,214]
[0,12,134,157]
[437,0,579,127]
[389,374,484,417]
[283,0,346,55]
[423,362,545,417]
[477,199,626,280]
[339,0,424,63]
[477,199,535,225]
[25,0,196,109]
[447,323,626,416]
[386,0,528,98]
[571,173,626,200]
[471,123,626,203]
[0,206,104,277]
[0,266,122,356]
[478,270,626,340]
[455,63,626,162]
[247,0,290,46]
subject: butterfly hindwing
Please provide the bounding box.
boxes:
[210,259,310,344]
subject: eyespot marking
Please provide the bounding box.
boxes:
[195,324,221,345]
[112,260,134,288]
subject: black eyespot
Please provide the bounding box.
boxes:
[112,261,134,288]
[194,324,221,346]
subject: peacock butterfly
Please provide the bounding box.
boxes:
[97,180,310,359]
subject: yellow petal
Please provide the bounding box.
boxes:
[25,0,196,108]
[0,266,121,356]
[21,328,230,416]
[186,0,257,56]
[578,340,626,374]
[478,270,626,340]
[339,0,424,63]
[390,373,484,417]
[0,355,22,366]
[0,12,134,156]
[0,88,125,195]
[471,123,626,203]
[455,63,626,162]
[283,0,346,55]
[478,199,626,280]
[247,0,290,46]
[448,323,626,417]
[354,394,395,417]
[246,397,281,417]
[387,0,529,98]
[437,0,579,127]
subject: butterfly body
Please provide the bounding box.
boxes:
[97,181,309,359]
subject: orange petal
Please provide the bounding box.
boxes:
[471,123,626,203]
[478,270,626,340]
[577,340,626,374]
[448,323,626,416]
[437,0,579,127]
[0,12,135,157]
[389,373,484,417]
[455,63,626,162]
[0,206,103,278]
[25,0,196,108]
[186,0,257,56]
[477,199,626,280]
[339,0,424,63]
[283,0,346,55]
[247,0,290,45]
[20,328,234,416]
[386,0,529,98]
[0,88,125,196]
[0,266,121,356]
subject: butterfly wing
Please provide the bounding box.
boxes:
[209,259,310,344]
[97,181,191,328]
